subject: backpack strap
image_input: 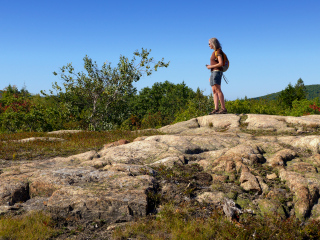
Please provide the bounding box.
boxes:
[215,48,225,66]
[214,48,223,59]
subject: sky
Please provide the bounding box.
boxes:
[1,0,320,100]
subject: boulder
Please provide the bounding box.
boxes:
[239,168,262,193]
[196,191,224,204]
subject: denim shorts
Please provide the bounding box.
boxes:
[210,71,222,86]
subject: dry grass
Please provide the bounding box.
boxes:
[0,129,162,160]
[113,202,320,240]
[0,211,57,240]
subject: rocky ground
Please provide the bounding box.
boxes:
[1,114,320,239]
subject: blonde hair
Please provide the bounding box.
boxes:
[209,38,222,50]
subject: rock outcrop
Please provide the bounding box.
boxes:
[1,113,320,228]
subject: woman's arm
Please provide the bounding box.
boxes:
[206,55,223,69]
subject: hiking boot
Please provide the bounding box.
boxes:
[209,109,219,115]
[218,108,227,114]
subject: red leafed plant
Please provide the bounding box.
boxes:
[309,103,320,112]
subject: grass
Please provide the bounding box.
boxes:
[0,129,162,160]
[113,202,320,240]
[0,211,58,240]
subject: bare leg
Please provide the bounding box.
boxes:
[211,85,219,110]
[218,91,225,109]
[213,84,226,110]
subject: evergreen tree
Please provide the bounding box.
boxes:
[277,78,307,107]
[294,78,307,100]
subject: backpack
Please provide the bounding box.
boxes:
[215,48,229,72]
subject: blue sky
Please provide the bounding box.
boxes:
[1,0,319,100]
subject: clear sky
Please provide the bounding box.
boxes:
[1,0,319,100]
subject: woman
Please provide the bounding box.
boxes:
[206,38,227,114]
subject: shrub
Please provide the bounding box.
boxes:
[174,94,213,123]
[120,115,141,130]
[287,98,320,116]
[141,112,169,129]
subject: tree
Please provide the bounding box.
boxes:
[45,48,169,130]
[130,81,196,124]
[294,78,307,100]
[174,88,213,123]
[277,78,307,108]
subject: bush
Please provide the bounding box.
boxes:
[225,98,285,115]
[120,115,141,130]
[141,112,170,129]
[287,98,320,116]
[174,92,213,123]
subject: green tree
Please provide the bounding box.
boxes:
[277,78,307,108]
[46,48,169,130]
[295,78,307,100]
[129,81,196,126]
[174,88,213,123]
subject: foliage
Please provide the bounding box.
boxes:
[287,98,320,116]
[140,111,170,129]
[1,76,319,133]
[226,98,286,115]
[0,85,32,132]
[310,102,320,113]
[119,114,141,130]
[172,93,320,124]
[0,211,56,240]
[124,80,196,129]
[47,49,169,130]
[277,78,307,108]
[0,85,56,132]
[254,83,319,101]
[0,85,74,133]
[306,84,320,99]
[173,88,213,123]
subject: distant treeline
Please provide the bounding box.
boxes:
[253,84,320,100]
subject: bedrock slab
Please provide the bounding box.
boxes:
[1,113,320,225]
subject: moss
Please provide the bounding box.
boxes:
[211,183,224,192]
[258,199,287,218]
[236,197,253,210]
[310,205,320,220]
[239,114,248,129]
[225,191,238,200]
